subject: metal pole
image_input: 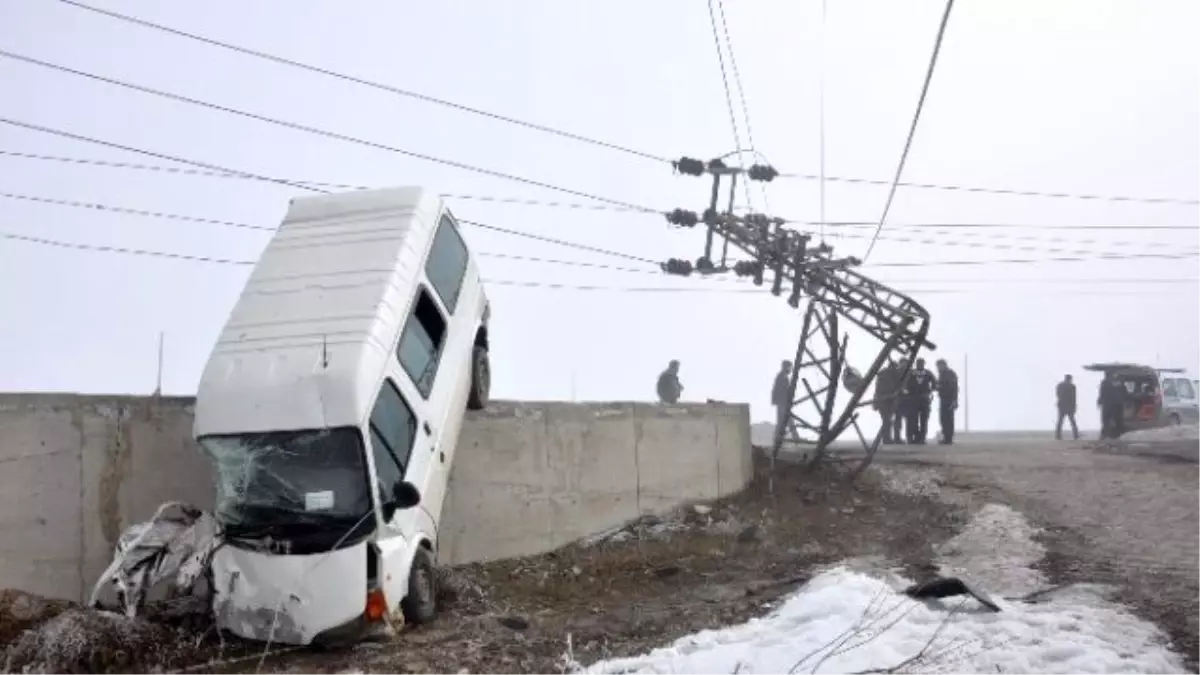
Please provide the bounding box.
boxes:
[154,331,164,397]
[963,353,969,432]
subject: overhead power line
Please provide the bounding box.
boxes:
[14,186,1200,273]
[4,147,1197,236]
[863,0,955,261]
[0,50,658,213]
[867,251,1199,268]
[0,189,656,267]
[39,0,1200,209]
[3,229,1196,299]
[780,171,1200,207]
[5,189,1194,267]
[54,0,670,165]
[0,118,328,194]
[0,149,647,212]
[706,0,755,210]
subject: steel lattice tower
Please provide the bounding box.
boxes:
[663,157,935,478]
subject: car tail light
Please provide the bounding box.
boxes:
[365,588,387,622]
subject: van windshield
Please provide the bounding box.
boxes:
[199,427,376,551]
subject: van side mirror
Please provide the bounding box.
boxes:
[380,481,421,522]
[392,481,421,509]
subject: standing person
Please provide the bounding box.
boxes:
[935,359,959,445]
[1055,374,1079,440]
[771,360,798,442]
[874,361,900,444]
[905,358,937,444]
[1097,372,1126,439]
[656,360,683,404]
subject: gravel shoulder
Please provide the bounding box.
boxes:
[875,439,1199,672]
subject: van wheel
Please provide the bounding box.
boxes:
[467,346,490,410]
[401,547,437,625]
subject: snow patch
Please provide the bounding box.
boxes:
[587,503,1184,674]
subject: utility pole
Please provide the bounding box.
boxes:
[663,155,935,477]
[153,331,164,397]
[963,353,969,433]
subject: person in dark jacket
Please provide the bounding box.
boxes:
[904,358,937,444]
[1055,374,1079,440]
[893,359,911,444]
[1097,372,1126,439]
[771,360,798,442]
[935,359,959,445]
[874,361,900,444]
[656,360,683,404]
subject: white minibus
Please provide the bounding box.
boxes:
[193,186,491,646]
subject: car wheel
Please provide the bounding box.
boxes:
[401,547,437,625]
[467,345,490,410]
[1168,413,1181,426]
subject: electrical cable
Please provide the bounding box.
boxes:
[706,0,753,210]
[53,0,672,165]
[2,229,1195,300]
[0,118,329,195]
[778,171,1200,207]
[712,0,762,212]
[0,190,657,267]
[6,147,1198,230]
[863,0,956,262]
[0,149,648,212]
[36,1,1200,208]
[4,189,1189,265]
[0,50,659,213]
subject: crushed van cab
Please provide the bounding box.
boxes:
[193,186,491,645]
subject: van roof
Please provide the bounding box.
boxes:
[195,186,446,435]
[1083,362,1186,374]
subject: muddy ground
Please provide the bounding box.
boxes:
[2,451,965,674]
[202,453,965,674]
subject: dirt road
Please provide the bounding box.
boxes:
[873,436,1199,670]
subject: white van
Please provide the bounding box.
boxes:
[193,186,491,646]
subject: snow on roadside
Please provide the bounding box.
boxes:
[1122,424,1199,442]
[586,504,1185,674]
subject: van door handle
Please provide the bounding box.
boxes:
[423,421,433,436]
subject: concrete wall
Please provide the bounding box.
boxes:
[0,394,212,604]
[0,394,751,602]
[437,401,752,565]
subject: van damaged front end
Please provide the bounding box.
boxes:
[211,543,368,645]
[199,426,382,645]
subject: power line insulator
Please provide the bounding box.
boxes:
[662,258,694,276]
[748,163,779,182]
[673,157,706,177]
[665,209,699,227]
[733,260,763,281]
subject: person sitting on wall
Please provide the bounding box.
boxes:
[657,360,683,404]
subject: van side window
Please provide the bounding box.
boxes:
[425,214,469,314]
[397,287,447,397]
[1177,379,1195,399]
[1163,378,1179,398]
[369,379,418,493]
